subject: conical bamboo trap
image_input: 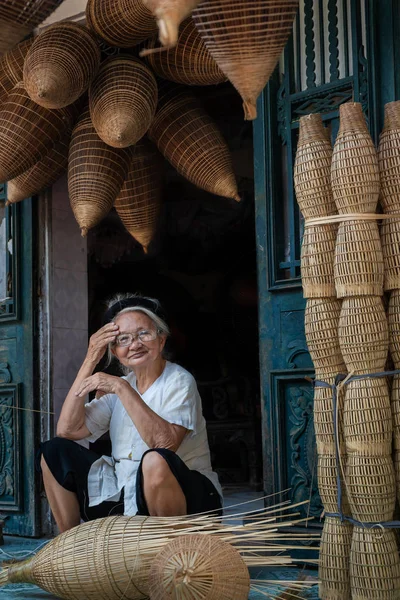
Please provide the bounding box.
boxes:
[294,113,336,218]
[142,0,201,47]
[301,223,337,298]
[115,141,163,252]
[304,298,345,373]
[68,111,132,236]
[86,0,158,48]
[0,38,33,105]
[141,18,226,86]
[0,82,78,183]
[379,100,400,214]
[319,517,353,600]
[192,0,299,120]
[89,56,157,149]
[148,83,239,201]
[23,22,101,109]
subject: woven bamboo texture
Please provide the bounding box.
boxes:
[89,56,157,149]
[338,296,389,374]
[334,221,384,298]
[301,223,337,298]
[381,216,400,291]
[0,38,33,105]
[318,454,350,515]
[313,383,345,456]
[350,527,400,600]
[379,100,400,214]
[115,141,163,252]
[142,0,201,47]
[148,534,250,600]
[305,298,345,373]
[23,22,100,109]
[86,0,158,48]
[0,82,77,183]
[388,290,400,368]
[331,102,380,214]
[294,113,336,219]
[68,111,132,236]
[148,84,239,201]
[394,450,400,504]
[319,517,352,600]
[391,375,400,450]
[6,135,70,204]
[142,18,226,86]
[343,378,392,456]
[192,0,299,120]
[345,454,396,522]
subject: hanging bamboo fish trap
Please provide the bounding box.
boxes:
[301,223,337,298]
[319,517,353,600]
[381,216,400,291]
[0,82,77,183]
[148,83,239,201]
[86,0,158,48]
[68,111,132,236]
[0,0,62,56]
[338,296,389,374]
[89,56,157,149]
[142,0,201,47]
[318,454,350,515]
[313,381,346,456]
[388,290,400,368]
[115,141,163,252]
[391,375,400,450]
[350,527,400,600]
[294,113,336,219]
[192,0,299,120]
[331,102,380,214]
[394,450,400,503]
[334,220,384,298]
[0,38,33,105]
[304,298,345,373]
[141,18,226,86]
[148,534,250,600]
[379,100,400,214]
[23,22,100,109]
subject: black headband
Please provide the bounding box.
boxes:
[103,297,167,326]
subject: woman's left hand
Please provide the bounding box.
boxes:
[75,372,126,398]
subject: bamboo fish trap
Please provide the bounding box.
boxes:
[192,0,299,120]
[0,83,77,183]
[304,298,345,374]
[23,22,101,109]
[89,56,157,149]
[114,141,163,252]
[379,100,400,214]
[381,216,400,291]
[141,18,226,86]
[388,289,400,368]
[142,0,201,47]
[68,111,132,236]
[319,516,353,600]
[301,223,337,298]
[148,83,239,201]
[0,38,33,105]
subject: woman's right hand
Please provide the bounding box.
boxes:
[85,323,119,366]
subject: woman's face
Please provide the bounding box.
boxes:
[112,311,166,370]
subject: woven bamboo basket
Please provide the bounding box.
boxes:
[115,141,163,252]
[388,290,400,368]
[0,83,77,183]
[392,375,400,450]
[89,56,157,149]
[23,22,100,109]
[318,454,350,515]
[148,534,250,600]
[305,298,345,373]
[338,296,389,374]
[301,223,337,298]
[294,113,336,219]
[394,450,400,503]
[142,0,201,47]
[6,135,69,204]
[331,102,380,214]
[141,18,226,86]
[343,378,392,456]
[68,111,132,236]
[148,83,239,201]
[192,0,299,120]
[0,0,62,56]
[0,38,33,105]
[313,380,346,456]
[350,527,400,600]
[345,454,396,523]
[379,100,400,214]
[381,216,400,291]
[86,0,158,48]
[319,516,352,600]
[334,220,384,298]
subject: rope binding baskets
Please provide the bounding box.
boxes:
[142,0,201,48]
[0,38,33,105]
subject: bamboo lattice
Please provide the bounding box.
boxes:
[318,454,350,515]
[319,517,353,600]
[379,100,400,214]
[142,0,201,47]
[391,374,400,451]
[301,223,337,298]
[305,298,345,373]
[381,216,400,291]
[313,383,346,456]
[0,38,33,105]
[388,290,400,368]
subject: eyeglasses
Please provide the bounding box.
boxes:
[114,329,159,348]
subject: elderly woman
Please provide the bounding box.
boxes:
[39,295,222,532]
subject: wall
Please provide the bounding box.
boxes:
[41,0,88,25]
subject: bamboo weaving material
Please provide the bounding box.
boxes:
[148,83,239,201]
[142,0,201,47]
[301,223,337,298]
[319,517,352,600]
[23,22,100,109]
[0,38,33,105]
[89,56,157,149]
[391,375,400,450]
[388,290,400,368]
[394,450,400,504]
[381,216,400,291]
[313,382,346,456]
[317,454,350,515]
[379,100,400,214]
[192,0,299,120]
[304,298,345,374]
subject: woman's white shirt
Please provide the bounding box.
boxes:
[84,361,222,515]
